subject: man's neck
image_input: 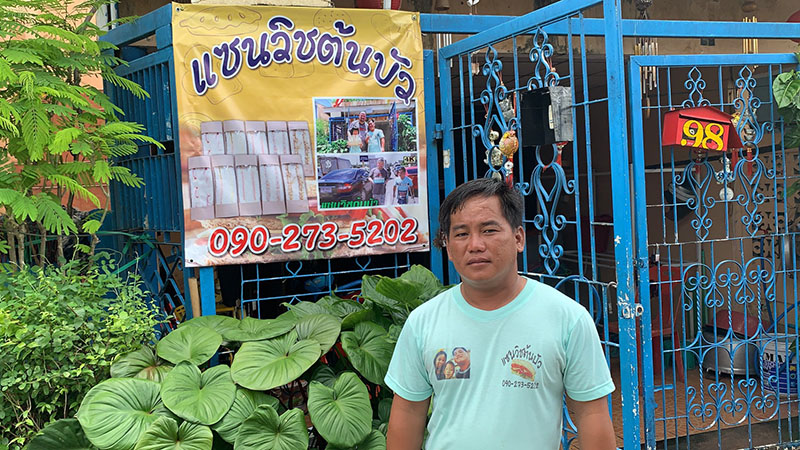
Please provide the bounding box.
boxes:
[460,274,525,311]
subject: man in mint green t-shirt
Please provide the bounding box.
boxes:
[385,178,616,450]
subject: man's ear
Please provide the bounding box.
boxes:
[515,226,525,253]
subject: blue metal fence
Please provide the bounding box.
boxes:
[435,1,637,446]
[100,1,800,448]
[630,53,800,450]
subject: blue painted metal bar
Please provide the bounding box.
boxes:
[115,48,172,78]
[437,47,459,284]
[420,14,800,39]
[602,1,640,449]
[100,5,172,47]
[423,50,444,283]
[631,53,799,67]
[438,0,602,59]
[199,266,215,316]
[628,56,657,450]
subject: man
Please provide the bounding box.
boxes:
[369,158,390,204]
[452,347,470,379]
[347,111,368,151]
[385,178,616,450]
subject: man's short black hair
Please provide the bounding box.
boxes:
[433,178,523,249]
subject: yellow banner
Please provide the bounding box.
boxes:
[172,3,428,267]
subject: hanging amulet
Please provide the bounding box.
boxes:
[499,130,519,158]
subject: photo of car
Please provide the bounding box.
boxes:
[317,168,374,203]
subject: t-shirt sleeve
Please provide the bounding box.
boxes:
[563,310,615,402]
[385,318,433,402]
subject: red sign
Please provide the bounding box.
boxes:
[662,106,743,151]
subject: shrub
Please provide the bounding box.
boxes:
[32,265,449,450]
[0,257,161,448]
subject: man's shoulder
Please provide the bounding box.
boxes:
[406,284,456,322]
[522,277,592,319]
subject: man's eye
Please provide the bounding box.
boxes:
[454,232,467,238]
[483,229,498,234]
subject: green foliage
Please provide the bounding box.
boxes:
[775,48,800,198]
[396,114,417,153]
[0,259,159,447]
[316,138,349,154]
[0,0,156,263]
[60,265,446,450]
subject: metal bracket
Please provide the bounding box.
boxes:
[434,123,443,140]
[635,257,649,269]
[620,303,645,319]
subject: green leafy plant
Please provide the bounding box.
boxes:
[396,114,417,153]
[774,48,800,197]
[0,0,159,267]
[33,265,448,450]
[0,258,161,448]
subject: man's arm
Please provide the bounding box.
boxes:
[386,394,430,450]
[568,396,616,450]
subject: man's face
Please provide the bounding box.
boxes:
[445,195,524,288]
[359,112,366,123]
[453,348,469,366]
[377,160,384,168]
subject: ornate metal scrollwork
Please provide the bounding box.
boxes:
[674,158,716,241]
[516,28,573,276]
[682,67,711,108]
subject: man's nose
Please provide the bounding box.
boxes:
[466,233,486,251]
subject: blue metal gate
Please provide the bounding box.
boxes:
[435,0,637,447]
[630,53,800,450]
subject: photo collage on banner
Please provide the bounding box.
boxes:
[172,4,429,266]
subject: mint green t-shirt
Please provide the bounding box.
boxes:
[384,277,615,450]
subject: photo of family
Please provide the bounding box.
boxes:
[433,347,471,380]
[316,153,418,210]
[314,98,418,154]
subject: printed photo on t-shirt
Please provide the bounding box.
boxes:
[433,347,471,380]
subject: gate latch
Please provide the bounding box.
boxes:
[620,303,644,319]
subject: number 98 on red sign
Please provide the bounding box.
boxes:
[207,218,420,257]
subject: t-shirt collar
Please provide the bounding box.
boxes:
[452,277,533,322]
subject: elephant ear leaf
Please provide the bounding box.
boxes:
[77,378,170,450]
[307,372,371,447]
[134,417,212,450]
[231,337,319,391]
[157,325,222,366]
[161,362,237,426]
[180,315,242,339]
[326,430,387,450]
[294,313,341,356]
[340,321,394,386]
[111,346,172,383]
[234,406,308,450]
[212,388,280,444]
[224,312,297,342]
[27,419,96,450]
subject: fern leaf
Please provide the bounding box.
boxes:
[109,166,143,188]
[34,194,77,235]
[10,194,37,221]
[51,127,82,153]
[82,219,101,234]
[47,174,100,207]
[92,159,110,184]
[1,48,44,66]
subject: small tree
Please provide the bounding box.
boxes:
[0,0,160,268]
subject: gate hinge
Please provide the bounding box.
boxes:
[434,123,443,140]
[620,303,644,319]
[635,257,648,269]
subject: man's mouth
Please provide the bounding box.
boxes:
[467,259,490,265]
